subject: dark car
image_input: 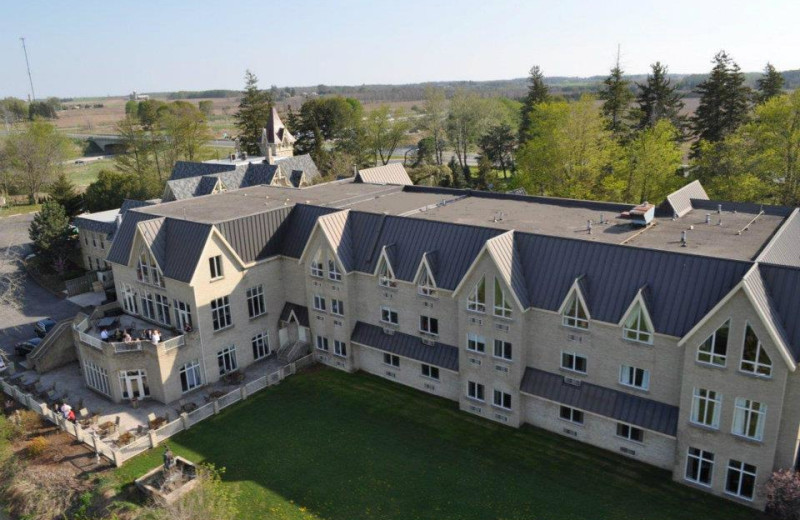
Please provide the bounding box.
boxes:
[15,337,42,356]
[34,318,57,338]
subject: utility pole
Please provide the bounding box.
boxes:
[20,37,36,101]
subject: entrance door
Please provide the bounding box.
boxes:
[298,326,309,343]
[120,369,150,400]
[279,328,289,347]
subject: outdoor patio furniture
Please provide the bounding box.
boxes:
[176,399,197,414]
[98,420,117,438]
[116,431,134,446]
[223,370,245,385]
[77,408,92,428]
[205,390,225,402]
[96,316,119,329]
[7,372,25,384]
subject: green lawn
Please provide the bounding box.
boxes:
[0,204,40,217]
[64,159,114,188]
[115,368,761,520]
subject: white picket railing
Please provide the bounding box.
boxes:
[1,354,315,467]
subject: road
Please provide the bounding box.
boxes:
[0,213,80,356]
[391,147,479,166]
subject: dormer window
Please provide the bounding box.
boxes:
[417,263,436,297]
[467,276,486,313]
[137,248,162,287]
[310,251,323,278]
[697,320,730,367]
[328,254,342,281]
[377,256,396,288]
[623,303,653,344]
[740,324,772,377]
[562,293,589,330]
[493,278,512,319]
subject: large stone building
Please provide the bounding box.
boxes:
[71,176,800,509]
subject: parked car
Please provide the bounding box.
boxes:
[34,318,57,338]
[15,337,42,356]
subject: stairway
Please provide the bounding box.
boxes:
[277,341,310,364]
[28,318,76,373]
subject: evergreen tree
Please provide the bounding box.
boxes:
[599,59,634,139]
[48,172,83,217]
[478,123,516,177]
[691,51,751,154]
[519,65,550,139]
[475,155,492,190]
[634,62,686,135]
[234,70,272,155]
[756,63,784,104]
[29,200,72,264]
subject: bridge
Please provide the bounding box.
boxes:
[65,133,236,154]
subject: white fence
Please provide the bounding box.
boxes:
[1,354,314,466]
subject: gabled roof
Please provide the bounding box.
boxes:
[106,210,164,265]
[484,231,529,309]
[661,180,708,217]
[275,154,320,186]
[351,321,459,371]
[757,263,800,362]
[356,163,413,186]
[169,161,236,181]
[758,209,800,267]
[316,210,354,271]
[279,302,309,327]
[120,199,156,214]
[277,204,340,258]
[216,206,294,264]
[521,367,679,436]
[137,217,166,268]
[265,107,295,145]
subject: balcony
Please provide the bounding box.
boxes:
[74,313,185,356]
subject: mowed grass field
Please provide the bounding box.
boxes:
[115,368,760,520]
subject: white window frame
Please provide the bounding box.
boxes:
[316,335,329,351]
[137,247,163,287]
[141,291,156,321]
[562,292,589,330]
[467,381,485,402]
[380,306,398,325]
[377,255,397,288]
[685,447,714,486]
[122,284,138,314]
[616,423,644,443]
[467,333,486,354]
[467,276,486,313]
[623,302,653,344]
[154,293,171,325]
[217,346,237,375]
[493,277,512,319]
[331,299,345,316]
[333,340,347,357]
[691,387,722,429]
[310,250,324,278]
[619,365,650,391]
[740,323,772,377]
[328,254,342,281]
[173,300,192,330]
[209,255,223,280]
[492,389,512,410]
[179,360,203,393]
[725,460,757,500]
[246,285,266,318]
[416,261,436,297]
[313,294,326,312]
[561,351,587,374]
[421,363,439,380]
[697,319,730,367]
[383,353,400,367]
[732,398,766,441]
[493,339,512,361]
[252,332,270,360]
[211,296,232,331]
[83,360,111,396]
[419,315,439,336]
[559,405,584,424]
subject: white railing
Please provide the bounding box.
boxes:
[77,331,104,350]
[161,335,185,351]
[114,342,144,353]
[1,353,316,467]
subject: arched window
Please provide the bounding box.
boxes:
[328,253,342,281]
[310,250,323,277]
[417,263,436,297]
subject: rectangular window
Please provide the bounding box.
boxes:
[92,233,97,247]
[141,291,156,321]
[83,360,111,396]
[732,398,766,441]
[333,340,347,357]
[310,255,323,277]
[492,389,512,410]
[313,294,326,312]
[154,294,171,325]
[726,460,757,500]
[179,360,202,392]
[467,333,486,354]
[493,339,512,361]
[315,335,329,352]
[122,284,138,314]
[210,296,232,331]
[467,277,486,313]
[380,306,398,325]
[383,353,400,367]
[246,285,266,318]
[137,249,162,286]
[691,388,722,429]
[252,332,270,360]
[216,346,237,375]
[467,381,485,401]
[419,315,439,335]
[686,447,714,486]
[328,257,342,281]
[559,405,584,424]
[619,365,650,390]
[616,423,644,443]
[173,300,192,331]
[421,364,439,380]
[209,255,223,279]
[331,299,345,316]
[561,352,587,374]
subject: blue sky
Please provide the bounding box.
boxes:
[2,0,798,98]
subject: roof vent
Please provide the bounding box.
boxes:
[717,204,723,214]
[599,213,605,225]
[681,230,687,247]
[619,202,654,227]
[672,211,678,221]
[717,217,722,226]
[587,220,593,234]
[229,153,236,161]
[705,213,711,225]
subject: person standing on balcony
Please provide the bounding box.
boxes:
[151,330,161,345]
[100,328,109,340]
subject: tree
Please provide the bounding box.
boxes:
[293,96,368,173]
[124,100,138,116]
[620,120,683,202]
[691,135,768,203]
[691,51,751,158]
[634,62,686,134]
[162,101,213,161]
[0,97,27,127]
[198,100,214,117]
[84,169,142,212]
[29,200,71,265]
[28,101,57,120]
[519,65,549,139]
[599,59,634,138]
[234,70,272,155]
[474,154,492,190]
[478,123,516,177]
[114,114,160,197]
[408,164,452,187]
[420,87,448,165]
[48,172,83,217]
[1,120,72,203]
[757,63,785,104]
[765,469,800,520]
[365,105,411,165]
[446,91,494,183]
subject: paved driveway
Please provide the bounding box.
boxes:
[0,213,80,355]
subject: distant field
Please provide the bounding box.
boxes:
[63,159,114,189]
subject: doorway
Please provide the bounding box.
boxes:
[119,369,150,400]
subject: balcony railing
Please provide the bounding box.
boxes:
[75,319,185,355]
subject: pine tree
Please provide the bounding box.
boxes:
[29,200,72,264]
[519,65,550,139]
[692,51,751,153]
[635,62,686,136]
[599,57,634,139]
[234,70,272,155]
[756,63,784,104]
[48,172,83,217]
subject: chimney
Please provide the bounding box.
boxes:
[717,204,722,214]
[266,145,275,165]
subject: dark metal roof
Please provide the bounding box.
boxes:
[692,198,793,217]
[351,321,459,371]
[106,210,164,265]
[758,209,800,267]
[759,263,800,361]
[279,302,309,327]
[514,233,751,337]
[120,199,155,214]
[216,206,293,263]
[162,219,212,282]
[277,204,339,258]
[169,161,236,181]
[520,367,679,436]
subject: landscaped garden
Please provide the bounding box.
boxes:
[115,367,762,520]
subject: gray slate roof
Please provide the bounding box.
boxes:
[279,302,309,327]
[120,199,155,214]
[169,161,236,181]
[520,367,679,436]
[351,321,459,371]
[72,215,116,235]
[275,154,321,185]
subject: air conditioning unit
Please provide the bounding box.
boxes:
[494,414,509,422]
[620,447,636,456]
[470,317,482,325]
[469,405,482,413]
[495,323,510,332]
[383,328,395,335]
[424,383,436,391]
[564,376,582,387]
[495,365,509,373]
[421,336,436,346]
[469,357,482,366]
[384,371,396,378]
[563,428,578,437]
[334,320,343,327]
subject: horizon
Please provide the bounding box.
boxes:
[2,0,799,99]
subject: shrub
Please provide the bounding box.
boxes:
[5,464,79,519]
[26,435,50,458]
[133,465,238,520]
[18,409,45,436]
[766,469,800,520]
